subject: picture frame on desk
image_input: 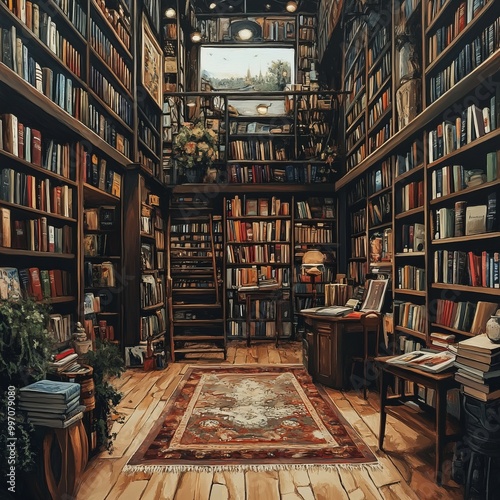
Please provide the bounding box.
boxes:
[141,15,162,108]
[360,279,389,313]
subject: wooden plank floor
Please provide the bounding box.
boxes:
[76,342,464,499]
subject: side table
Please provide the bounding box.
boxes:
[42,417,88,499]
[376,356,460,484]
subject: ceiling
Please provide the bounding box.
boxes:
[192,0,320,15]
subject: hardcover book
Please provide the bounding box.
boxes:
[18,379,80,402]
[465,204,487,236]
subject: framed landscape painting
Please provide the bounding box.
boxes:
[142,16,162,108]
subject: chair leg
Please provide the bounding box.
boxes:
[363,360,368,399]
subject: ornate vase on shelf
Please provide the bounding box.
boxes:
[485,315,500,343]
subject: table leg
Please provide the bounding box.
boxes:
[246,295,251,347]
[435,384,446,485]
[275,298,281,347]
[379,368,389,451]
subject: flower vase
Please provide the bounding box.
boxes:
[185,166,203,183]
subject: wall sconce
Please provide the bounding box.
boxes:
[190,30,202,43]
[286,1,298,12]
[164,7,176,18]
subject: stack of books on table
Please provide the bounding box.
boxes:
[430,332,456,349]
[18,380,85,428]
[454,334,500,402]
[47,347,79,374]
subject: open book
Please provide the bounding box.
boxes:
[386,350,456,373]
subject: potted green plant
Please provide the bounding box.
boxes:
[0,299,55,492]
[84,339,125,453]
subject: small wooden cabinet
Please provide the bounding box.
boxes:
[302,313,363,389]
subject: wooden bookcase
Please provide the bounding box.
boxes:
[122,164,167,357]
[224,194,294,342]
[337,0,500,352]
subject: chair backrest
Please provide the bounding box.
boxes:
[360,311,382,357]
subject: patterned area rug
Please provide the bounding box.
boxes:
[125,365,378,472]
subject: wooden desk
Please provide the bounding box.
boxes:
[300,312,364,389]
[376,356,460,484]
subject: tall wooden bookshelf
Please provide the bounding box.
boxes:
[0,0,168,354]
[337,0,500,352]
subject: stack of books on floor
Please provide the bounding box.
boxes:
[18,380,85,428]
[454,334,500,402]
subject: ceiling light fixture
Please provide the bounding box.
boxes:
[209,2,217,8]
[164,7,176,18]
[190,30,202,43]
[237,28,254,41]
[286,1,298,12]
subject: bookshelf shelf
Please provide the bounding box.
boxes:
[431,284,500,296]
[394,326,427,342]
[425,0,453,34]
[427,129,500,171]
[431,232,500,245]
[83,185,120,205]
[395,206,425,220]
[0,201,77,223]
[88,48,132,98]
[368,105,392,133]
[394,164,424,184]
[395,251,426,258]
[368,185,392,201]
[430,323,475,338]
[394,289,426,297]
[368,76,391,106]
[425,1,496,73]
[428,178,500,206]
[370,221,392,231]
[0,249,75,259]
[43,296,77,304]
[368,42,391,73]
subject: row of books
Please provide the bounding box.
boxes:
[0,114,77,180]
[394,301,427,334]
[368,53,391,100]
[138,120,158,153]
[83,233,115,257]
[428,16,500,104]
[369,121,392,154]
[226,219,290,243]
[294,225,333,244]
[400,179,424,213]
[368,89,391,127]
[82,149,122,196]
[49,312,73,343]
[351,234,367,258]
[433,250,499,288]
[226,267,290,289]
[346,142,367,172]
[227,320,292,338]
[228,298,283,321]
[368,25,390,67]
[346,121,365,152]
[368,192,391,225]
[426,0,488,27]
[399,223,423,254]
[0,167,74,218]
[0,210,72,254]
[84,261,116,288]
[7,0,86,38]
[399,0,421,22]
[94,0,130,49]
[227,196,289,218]
[435,299,478,332]
[396,265,425,291]
[83,206,116,230]
[229,139,291,162]
[396,140,422,176]
[430,195,496,239]
[351,208,366,234]
[324,283,351,306]
[226,243,291,265]
[140,273,164,309]
[140,309,166,342]
[346,92,366,129]
[428,103,497,163]
[89,67,132,126]
[89,18,132,91]
[0,266,72,300]
[348,260,368,284]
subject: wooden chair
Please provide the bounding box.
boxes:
[351,311,382,399]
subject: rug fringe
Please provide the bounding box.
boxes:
[123,462,382,474]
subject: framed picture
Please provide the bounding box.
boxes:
[125,345,147,368]
[141,16,162,108]
[360,279,389,313]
